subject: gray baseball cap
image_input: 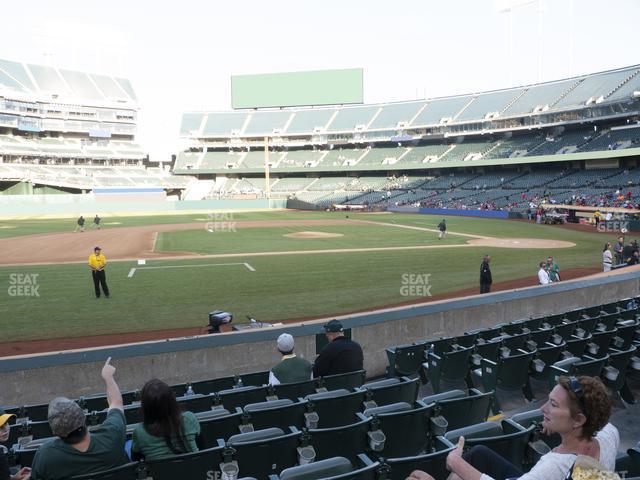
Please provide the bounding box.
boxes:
[277,333,295,353]
[48,397,86,438]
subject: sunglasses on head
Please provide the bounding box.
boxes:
[568,376,587,415]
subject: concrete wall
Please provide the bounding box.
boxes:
[1,270,638,405]
[0,196,287,218]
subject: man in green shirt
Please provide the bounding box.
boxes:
[31,358,128,480]
[269,333,313,385]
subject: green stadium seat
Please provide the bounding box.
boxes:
[198,408,244,447]
[177,393,216,415]
[627,447,640,478]
[6,446,38,468]
[305,389,367,428]
[271,379,317,401]
[69,462,144,480]
[472,349,536,413]
[422,388,493,431]
[218,386,269,411]
[191,375,237,395]
[315,370,366,392]
[386,343,426,377]
[510,409,561,451]
[420,345,474,393]
[527,328,553,348]
[553,322,577,341]
[362,402,412,417]
[307,417,371,463]
[596,313,620,331]
[275,454,380,480]
[453,333,478,349]
[227,427,302,479]
[612,320,639,350]
[360,377,419,406]
[424,337,454,356]
[145,441,226,480]
[563,335,590,357]
[471,340,502,368]
[170,383,188,398]
[358,400,438,458]
[529,342,565,383]
[239,371,270,387]
[445,419,535,471]
[601,346,637,405]
[242,399,308,431]
[588,329,617,356]
[23,420,52,441]
[549,354,609,387]
[381,436,456,480]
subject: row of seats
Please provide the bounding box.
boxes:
[387,299,640,413]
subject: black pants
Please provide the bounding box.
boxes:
[463,445,522,480]
[480,282,491,294]
[92,270,110,298]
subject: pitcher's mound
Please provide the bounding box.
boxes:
[467,237,575,249]
[284,231,344,239]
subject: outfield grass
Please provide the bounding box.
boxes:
[0,212,611,342]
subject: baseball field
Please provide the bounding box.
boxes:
[0,209,612,354]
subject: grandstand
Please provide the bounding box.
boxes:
[0,58,193,195]
[174,64,640,209]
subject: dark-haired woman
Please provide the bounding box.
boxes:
[407,376,619,480]
[131,379,200,460]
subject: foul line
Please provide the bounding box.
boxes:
[127,262,256,278]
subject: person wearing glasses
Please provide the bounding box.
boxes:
[407,376,619,480]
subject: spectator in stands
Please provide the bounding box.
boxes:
[269,333,313,385]
[538,261,552,285]
[603,243,613,272]
[31,358,128,480]
[443,376,618,480]
[131,379,200,460]
[628,250,639,266]
[479,255,492,294]
[0,410,31,480]
[313,320,363,378]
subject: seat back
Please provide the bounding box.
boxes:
[530,343,564,381]
[228,428,302,479]
[278,456,353,480]
[244,400,308,431]
[219,386,269,411]
[69,461,144,480]
[386,343,426,377]
[424,346,473,392]
[308,417,371,464]
[528,328,552,347]
[429,389,493,431]
[589,329,616,356]
[191,375,237,395]
[239,371,270,387]
[603,346,637,394]
[370,400,435,457]
[198,409,244,446]
[361,377,419,406]
[316,370,366,391]
[307,390,367,428]
[491,350,535,390]
[177,393,216,415]
[273,379,317,401]
[382,436,456,480]
[145,443,225,480]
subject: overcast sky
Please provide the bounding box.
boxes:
[1,0,639,161]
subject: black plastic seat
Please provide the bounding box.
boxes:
[198,408,244,446]
[146,441,225,480]
[272,379,317,401]
[549,354,609,387]
[238,371,270,387]
[191,375,237,395]
[69,461,144,480]
[422,388,493,431]
[307,417,371,464]
[386,343,426,377]
[243,399,308,431]
[227,427,302,479]
[602,346,637,406]
[218,385,269,411]
[421,345,473,393]
[381,436,456,480]
[306,389,366,428]
[316,370,366,391]
[361,377,419,406]
[277,454,379,480]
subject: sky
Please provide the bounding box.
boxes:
[1,0,639,162]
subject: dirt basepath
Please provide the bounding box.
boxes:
[0,267,601,357]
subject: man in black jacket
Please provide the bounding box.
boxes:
[480,255,492,294]
[313,320,363,377]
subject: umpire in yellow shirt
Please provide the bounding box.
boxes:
[88,246,110,299]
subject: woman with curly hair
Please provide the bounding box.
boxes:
[131,379,200,460]
[407,376,619,480]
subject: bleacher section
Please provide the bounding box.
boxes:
[3,298,640,480]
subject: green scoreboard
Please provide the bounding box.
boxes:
[231,68,363,109]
